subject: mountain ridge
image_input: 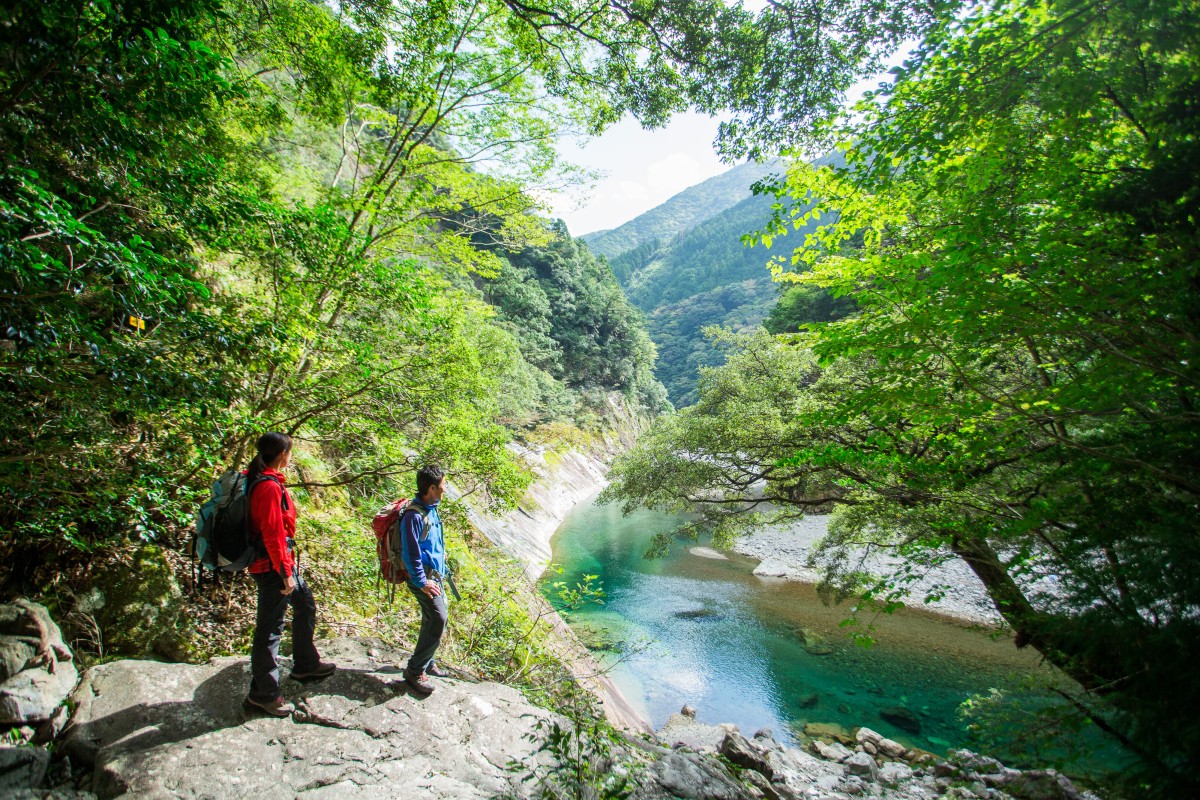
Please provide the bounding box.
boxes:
[580,158,783,260]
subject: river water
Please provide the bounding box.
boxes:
[543,494,1064,757]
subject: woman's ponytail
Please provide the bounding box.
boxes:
[245,432,293,488]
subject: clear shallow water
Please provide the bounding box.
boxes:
[543,495,1064,757]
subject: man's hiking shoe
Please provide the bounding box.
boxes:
[291,661,337,682]
[244,696,295,718]
[426,663,451,678]
[404,670,435,696]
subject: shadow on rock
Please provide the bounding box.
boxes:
[62,661,250,768]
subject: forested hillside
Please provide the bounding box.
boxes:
[603,153,844,405]
[581,158,781,260]
[621,191,778,405]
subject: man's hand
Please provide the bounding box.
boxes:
[281,573,296,595]
[421,581,442,598]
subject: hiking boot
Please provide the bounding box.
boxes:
[244,696,295,718]
[425,663,451,678]
[290,661,337,682]
[404,670,435,696]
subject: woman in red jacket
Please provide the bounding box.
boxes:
[244,432,335,717]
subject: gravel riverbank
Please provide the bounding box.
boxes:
[728,515,1004,625]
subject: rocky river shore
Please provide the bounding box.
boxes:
[724,515,1004,625]
[0,607,1100,800]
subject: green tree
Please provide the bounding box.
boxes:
[0,0,264,579]
[608,0,1200,787]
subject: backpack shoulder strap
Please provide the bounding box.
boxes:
[248,474,289,511]
[403,501,433,541]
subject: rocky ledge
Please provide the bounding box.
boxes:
[55,637,559,799]
[655,707,1099,800]
[27,651,1099,800]
[2,613,1101,800]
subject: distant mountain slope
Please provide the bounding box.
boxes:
[581,159,782,260]
[617,190,778,312]
[598,152,841,406]
[647,279,777,406]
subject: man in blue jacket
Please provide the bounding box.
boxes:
[401,464,451,695]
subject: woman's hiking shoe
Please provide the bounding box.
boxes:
[290,661,337,682]
[404,670,435,696]
[425,663,451,678]
[244,696,295,718]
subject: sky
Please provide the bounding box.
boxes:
[544,14,914,239]
[547,111,731,238]
[547,0,776,238]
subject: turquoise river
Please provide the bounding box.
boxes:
[542,494,1069,760]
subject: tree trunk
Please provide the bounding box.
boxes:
[950,534,1117,693]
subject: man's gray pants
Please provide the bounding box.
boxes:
[406,578,447,676]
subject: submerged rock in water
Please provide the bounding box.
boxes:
[797,692,820,709]
[879,705,922,736]
[688,547,729,561]
[803,721,855,745]
[673,608,722,621]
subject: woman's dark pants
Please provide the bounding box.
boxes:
[406,578,448,676]
[248,566,321,702]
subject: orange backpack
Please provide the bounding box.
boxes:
[371,498,430,602]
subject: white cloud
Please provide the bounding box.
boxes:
[548,112,728,236]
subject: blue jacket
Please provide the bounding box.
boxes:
[400,499,446,588]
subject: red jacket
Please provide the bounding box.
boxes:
[246,468,296,577]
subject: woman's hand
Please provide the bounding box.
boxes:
[421,581,442,598]
[281,573,297,595]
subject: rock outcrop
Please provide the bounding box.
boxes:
[655,710,1101,800]
[61,638,558,799]
[0,600,77,734]
[5,634,1106,800]
[462,443,611,581]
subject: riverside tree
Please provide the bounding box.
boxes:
[605,0,1200,790]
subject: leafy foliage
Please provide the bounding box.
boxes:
[608,0,1200,788]
[0,0,677,590]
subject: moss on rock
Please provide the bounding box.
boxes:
[78,544,186,661]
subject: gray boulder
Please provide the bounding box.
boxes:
[763,742,846,798]
[635,750,748,800]
[878,761,914,786]
[843,751,879,782]
[720,730,774,778]
[62,638,558,799]
[855,727,907,760]
[1004,769,1091,800]
[0,745,49,792]
[0,599,77,725]
[658,712,729,752]
[810,740,852,763]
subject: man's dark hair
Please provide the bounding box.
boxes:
[416,464,445,498]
